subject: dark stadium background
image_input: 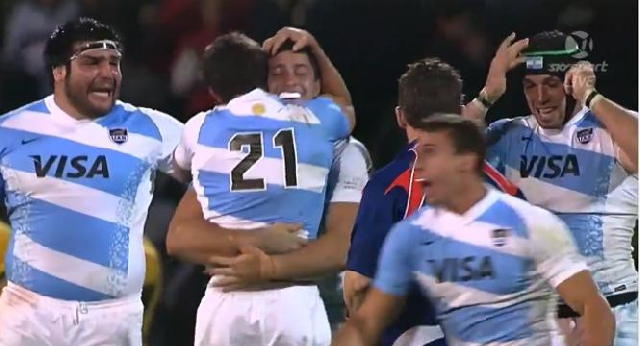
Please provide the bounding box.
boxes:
[0,0,637,345]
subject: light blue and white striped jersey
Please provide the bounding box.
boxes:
[0,95,183,301]
[374,189,587,346]
[325,137,370,205]
[486,107,638,297]
[175,89,349,239]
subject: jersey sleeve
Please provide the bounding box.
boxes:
[326,140,369,203]
[346,179,399,278]
[372,220,418,296]
[303,97,350,141]
[527,206,589,288]
[485,118,512,167]
[141,108,184,173]
[173,112,206,172]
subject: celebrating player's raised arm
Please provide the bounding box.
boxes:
[263,27,356,131]
[564,61,638,172]
[462,33,528,124]
[526,204,616,346]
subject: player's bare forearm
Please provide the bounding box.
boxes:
[461,101,487,127]
[556,271,615,346]
[166,189,257,263]
[333,288,405,346]
[590,97,638,169]
[270,202,358,280]
[166,218,253,263]
[312,45,355,130]
[331,316,372,346]
[581,298,616,346]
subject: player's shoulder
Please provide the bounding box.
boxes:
[486,115,536,148]
[0,98,50,126]
[115,100,181,126]
[114,100,183,140]
[183,110,209,132]
[225,88,283,113]
[495,192,559,227]
[370,145,415,187]
[334,137,372,170]
[390,206,433,238]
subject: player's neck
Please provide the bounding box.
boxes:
[53,92,88,121]
[444,178,487,215]
[405,127,419,144]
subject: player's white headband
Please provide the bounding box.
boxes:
[69,40,123,61]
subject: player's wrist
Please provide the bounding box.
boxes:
[263,254,280,280]
[585,89,604,110]
[479,88,498,106]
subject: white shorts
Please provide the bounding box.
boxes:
[0,282,144,346]
[194,284,331,346]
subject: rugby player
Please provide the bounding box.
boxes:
[169,32,354,345]
[0,17,184,345]
[343,34,528,346]
[485,30,638,345]
[333,114,615,346]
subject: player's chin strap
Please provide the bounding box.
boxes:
[69,40,123,61]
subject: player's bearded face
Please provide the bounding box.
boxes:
[268,51,320,100]
[64,49,122,119]
[414,131,458,206]
[523,74,567,129]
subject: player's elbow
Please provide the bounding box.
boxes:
[586,294,615,335]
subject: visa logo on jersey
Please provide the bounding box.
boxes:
[519,154,580,179]
[428,256,495,283]
[30,155,110,178]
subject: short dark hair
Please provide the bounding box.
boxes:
[414,113,485,174]
[273,39,321,80]
[398,58,463,127]
[202,32,268,103]
[44,17,122,70]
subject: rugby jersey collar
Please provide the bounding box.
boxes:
[436,188,499,224]
[535,105,589,136]
[45,95,94,124]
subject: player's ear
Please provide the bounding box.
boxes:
[395,106,407,129]
[52,65,67,83]
[458,152,477,173]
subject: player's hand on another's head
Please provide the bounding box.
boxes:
[484,33,529,102]
[257,222,307,254]
[263,27,318,55]
[564,61,596,104]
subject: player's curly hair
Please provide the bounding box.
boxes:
[203,32,268,103]
[398,58,463,128]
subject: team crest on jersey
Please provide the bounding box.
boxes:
[252,103,266,115]
[576,127,594,144]
[490,228,510,247]
[108,127,128,145]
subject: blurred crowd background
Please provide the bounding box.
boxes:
[0,0,637,345]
